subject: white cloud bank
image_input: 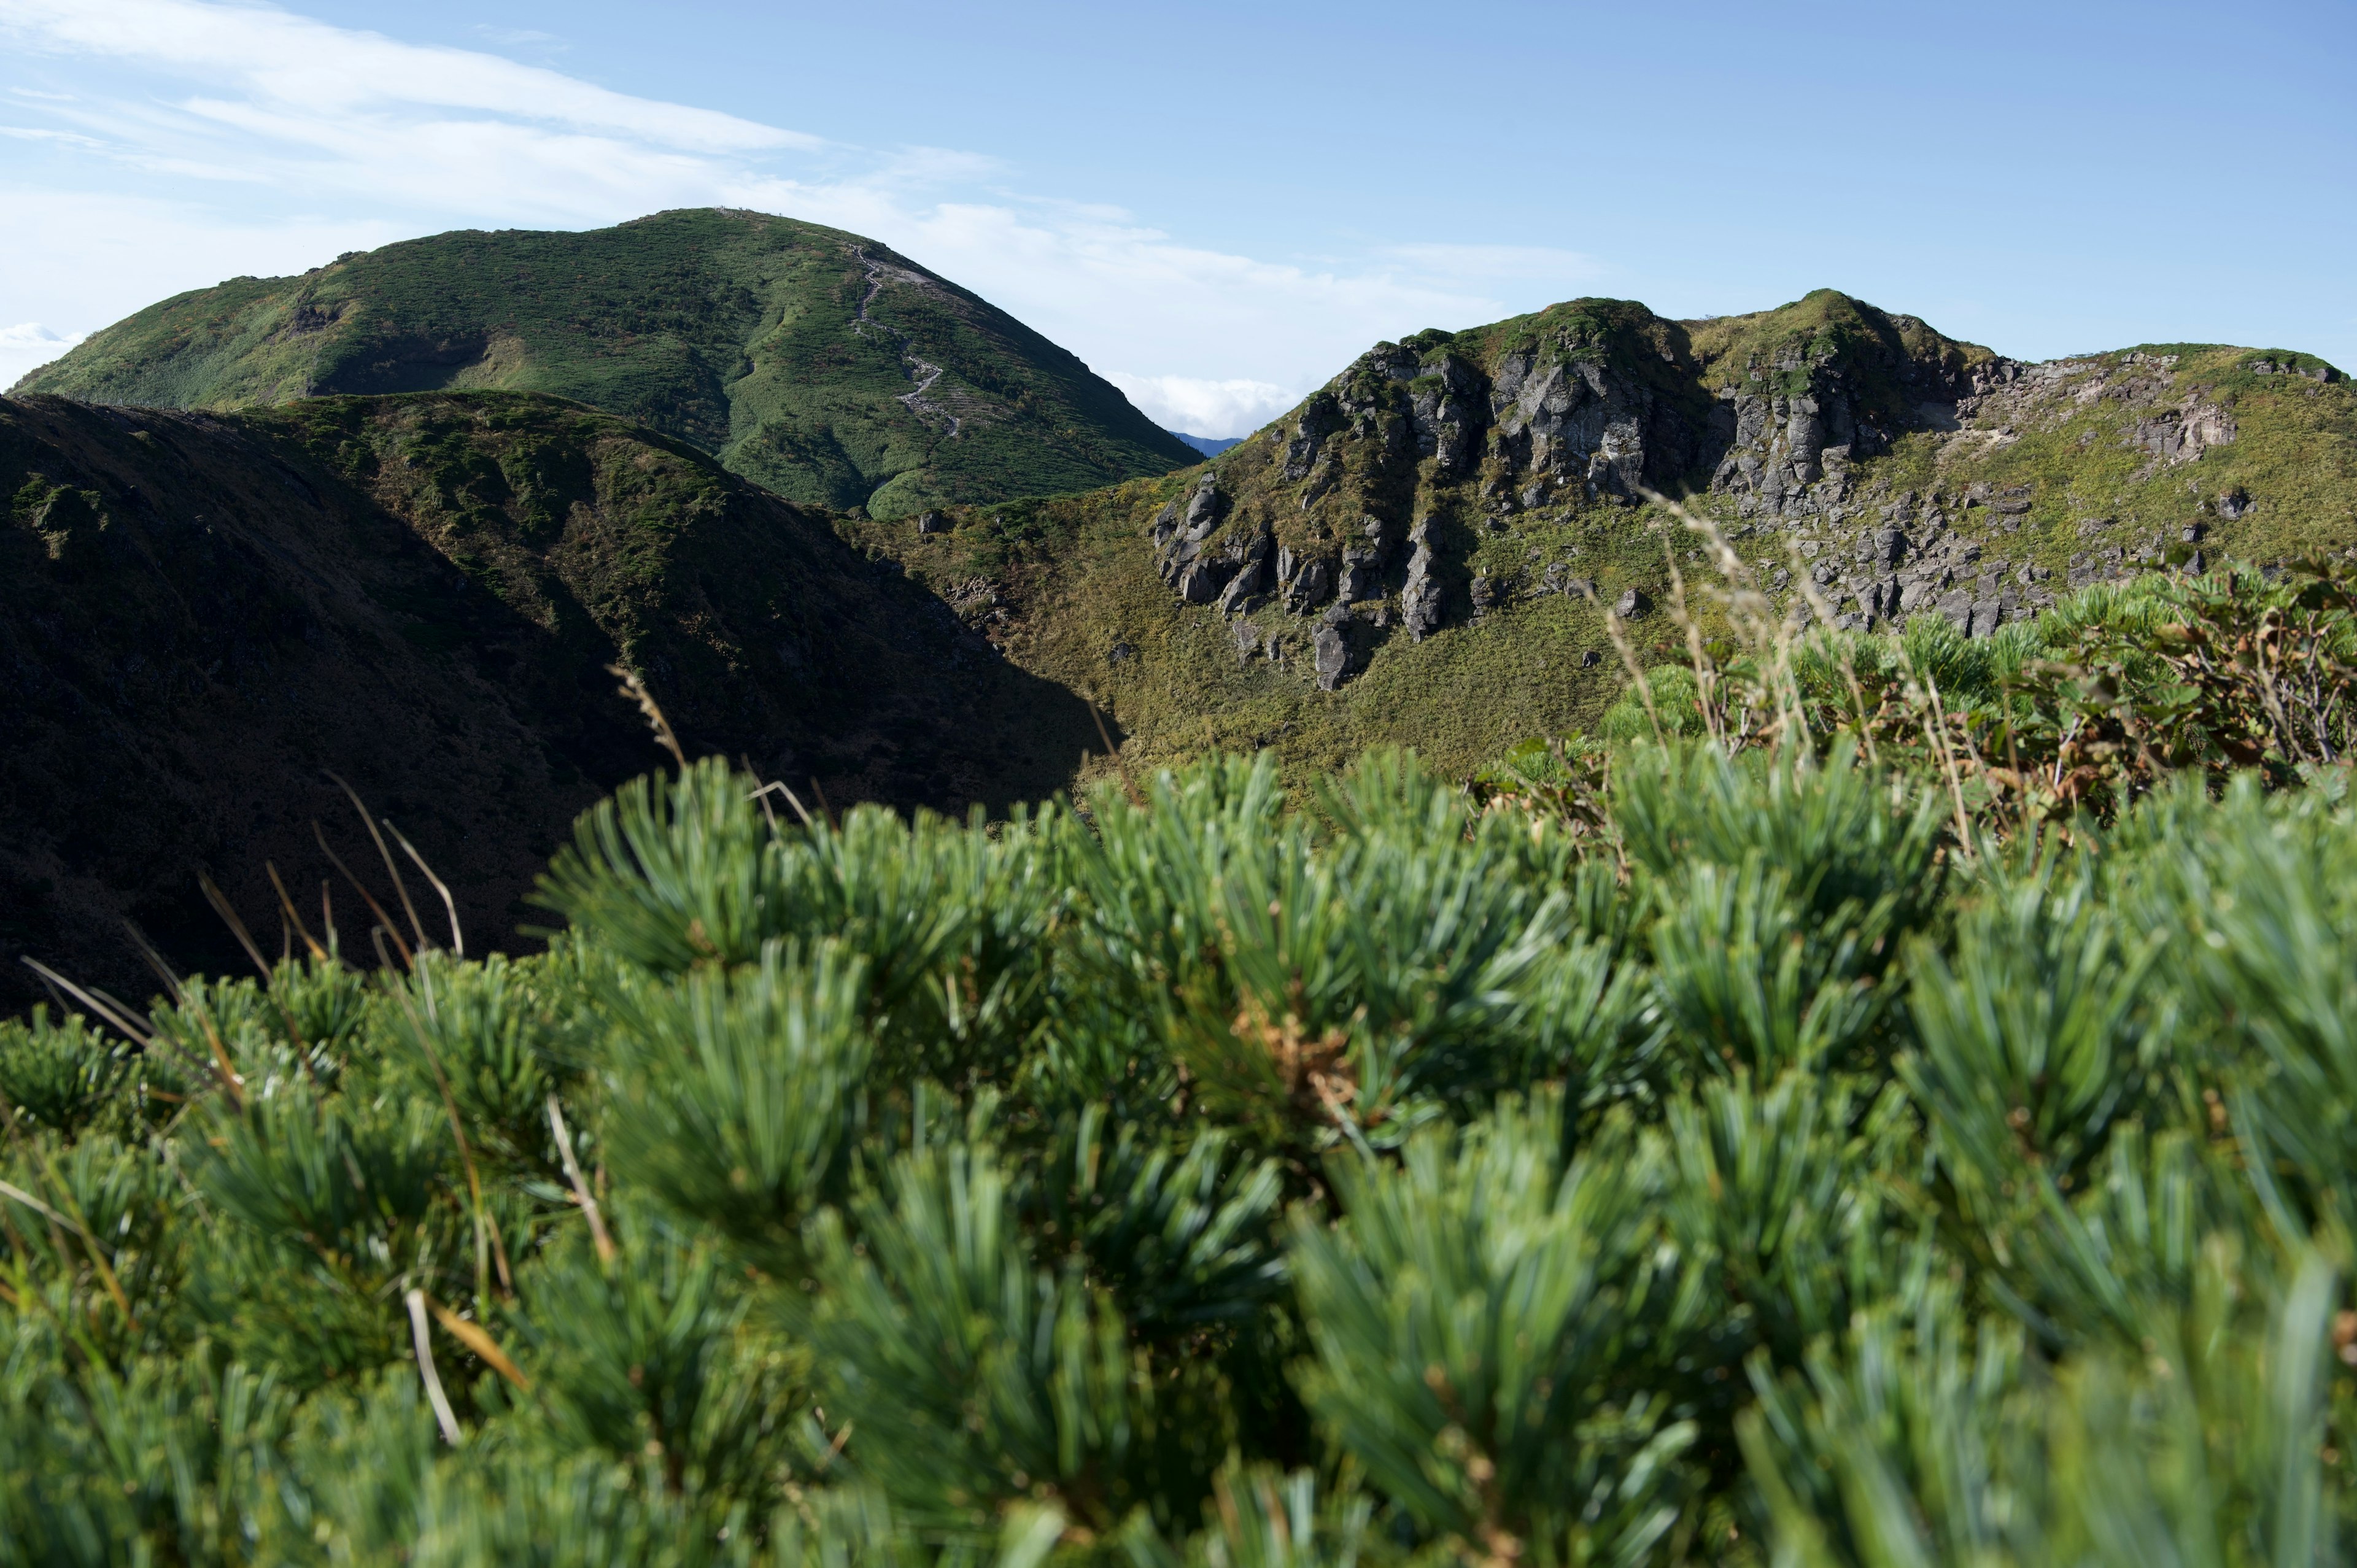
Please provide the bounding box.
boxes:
[1105,375,1301,438]
[0,0,1605,433]
[0,321,86,387]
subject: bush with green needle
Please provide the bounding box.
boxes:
[7,666,2357,1567]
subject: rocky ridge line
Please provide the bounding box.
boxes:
[1127,298,2337,689]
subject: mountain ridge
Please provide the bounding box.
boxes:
[15,208,1198,517]
[12,247,2354,998]
[854,288,2351,782]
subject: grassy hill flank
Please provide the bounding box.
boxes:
[852,292,2353,785]
[14,209,1197,516]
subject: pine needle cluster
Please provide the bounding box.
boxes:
[6,586,2357,1562]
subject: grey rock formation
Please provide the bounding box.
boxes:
[1285,555,1333,612]
[1177,557,1236,604]
[916,510,950,535]
[1283,393,1341,482]
[2128,404,2237,465]
[1401,519,1444,641]
[1217,565,1265,617]
[1469,574,1497,616]
[1615,587,1651,618]
[1184,473,1225,531]
[1155,474,1230,589]
[1312,620,1353,690]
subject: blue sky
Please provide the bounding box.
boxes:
[2,0,2351,433]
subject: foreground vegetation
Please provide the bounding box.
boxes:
[6,561,2357,1565]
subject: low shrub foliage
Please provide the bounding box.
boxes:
[6,566,2357,1566]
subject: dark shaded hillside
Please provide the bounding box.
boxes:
[15,208,1197,517]
[0,390,1099,1010]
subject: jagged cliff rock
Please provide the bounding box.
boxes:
[1131,292,1991,681]
[1122,290,2348,684]
[844,305,2348,787]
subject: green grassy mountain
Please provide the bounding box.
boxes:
[13,208,1198,516]
[10,279,2351,999]
[0,388,1098,1011]
[855,290,2353,783]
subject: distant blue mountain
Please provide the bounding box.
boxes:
[1169,431,1242,458]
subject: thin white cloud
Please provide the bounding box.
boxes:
[0,0,807,152]
[0,321,87,388]
[1105,375,1299,439]
[0,0,1597,409]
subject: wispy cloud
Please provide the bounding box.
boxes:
[1,0,803,152]
[0,320,86,387]
[1105,375,1300,439]
[0,0,1589,411]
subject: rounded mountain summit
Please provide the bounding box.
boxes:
[16,207,1200,516]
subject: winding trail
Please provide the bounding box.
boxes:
[852,252,962,442]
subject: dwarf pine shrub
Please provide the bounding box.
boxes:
[4,725,2357,1566]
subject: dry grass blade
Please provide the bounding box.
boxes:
[266,862,330,963]
[118,921,187,1006]
[196,874,275,984]
[548,1095,616,1266]
[19,957,234,1103]
[0,1157,137,1329]
[1641,485,1814,755]
[747,778,815,828]
[810,775,838,830]
[1921,669,1976,856]
[115,920,268,1093]
[0,1177,67,1227]
[406,1289,463,1445]
[313,822,413,971]
[1662,535,1723,747]
[327,771,431,954]
[20,958,153,1048]
[426,1296,532,1391]
[606,663,687,770]
[382,820,464,959]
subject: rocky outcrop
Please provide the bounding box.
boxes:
[1154,473,1239,603]
[2127,403,2237,466]
[1488,352,1659,499]
[1312,606,1355,691]
[1705,332,1996,525]
[1401,518,1444,641]
[1134,293,2331,682]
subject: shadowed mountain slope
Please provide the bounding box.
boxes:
[1,389,1099,1010]
[15,208,1197,517]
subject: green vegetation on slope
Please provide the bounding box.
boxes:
[0,389,1097,1013]
[850,293,2352,787]
[6,714,2357,1562]
[16,209,1196,516]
